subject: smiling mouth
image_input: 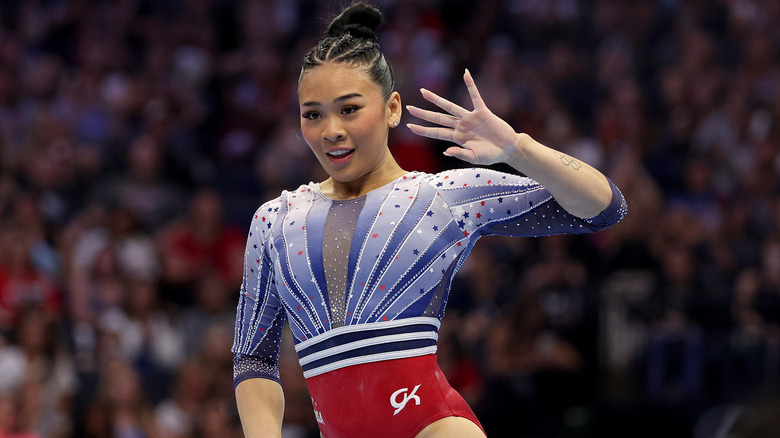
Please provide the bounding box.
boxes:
[326,149,355,159]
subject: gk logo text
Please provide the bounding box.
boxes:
[390,384,421,416]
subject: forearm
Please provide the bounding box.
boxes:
[235,378,285,438]
[505,133,613,219]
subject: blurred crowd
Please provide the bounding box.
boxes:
[1,0,780,437]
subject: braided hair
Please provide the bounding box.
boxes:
[299,3,395,101]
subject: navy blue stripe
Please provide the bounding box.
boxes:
[297,323,438,358]
[300,338,437,372]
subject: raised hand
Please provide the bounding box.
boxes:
[406,69,521,166]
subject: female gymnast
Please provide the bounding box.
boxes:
[232,3,626,437]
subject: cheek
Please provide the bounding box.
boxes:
[353,112,387,142]
[301,123,318,148]
[349,124,373,142]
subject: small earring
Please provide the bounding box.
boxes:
[394,119,399,126]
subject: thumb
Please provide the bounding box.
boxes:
[443,146,476,163]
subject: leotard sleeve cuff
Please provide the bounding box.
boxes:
[233,354,281,389]
[584,178,627,229]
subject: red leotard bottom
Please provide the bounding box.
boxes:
[305,354,484,438]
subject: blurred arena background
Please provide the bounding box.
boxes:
[0,0,779,437]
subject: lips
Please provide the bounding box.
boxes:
[326,149,354,158]
[325,148,355,164]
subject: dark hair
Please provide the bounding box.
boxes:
[299,2,395,101]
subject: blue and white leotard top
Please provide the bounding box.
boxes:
[232,168,627,385]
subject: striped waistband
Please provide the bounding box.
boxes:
[295,317,441,379]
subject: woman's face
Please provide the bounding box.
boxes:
[298,62,400,184]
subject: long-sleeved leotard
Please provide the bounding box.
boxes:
[232,168,626,437]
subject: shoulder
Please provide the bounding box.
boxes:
[255,183,315,214]
[284,183,319,202]
[250,183,321,230]
[254,196,283,219]
[248,196,283,241]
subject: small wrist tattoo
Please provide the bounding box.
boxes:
[552,151,582,170]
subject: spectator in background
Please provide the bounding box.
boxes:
[0,305,75,438]
[0,392,42,438]
[480,291,583,437]
[0,227,61,335]
[157,187,245,306]
[96,358,155,438]
[99,277,185,404]
[180,272,235,358]
[88,134,188,233]
[152,359,211,438]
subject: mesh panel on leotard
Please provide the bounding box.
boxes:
[323,197,364,328]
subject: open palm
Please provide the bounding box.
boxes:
[406,70,520,166]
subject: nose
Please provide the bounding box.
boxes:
[322,117,345,143]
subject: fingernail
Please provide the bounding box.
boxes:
[420,88,426,93]
[443,151,452,157]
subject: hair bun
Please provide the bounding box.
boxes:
[326,2,383,41]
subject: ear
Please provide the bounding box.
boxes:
[386,91,402,128]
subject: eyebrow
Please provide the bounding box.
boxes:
[301,93,363,107]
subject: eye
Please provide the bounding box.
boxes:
[301,111,320,120]
[342,105,360,115]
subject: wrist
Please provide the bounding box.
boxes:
[504,132,532,167]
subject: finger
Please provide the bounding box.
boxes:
[420,88,468,118]
[443,146,477,163]
[406,123,459,144]
[406,105,458,128]
[463,69,486,111]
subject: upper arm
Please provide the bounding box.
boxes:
[232,201,287,386]
[235,377,285,438]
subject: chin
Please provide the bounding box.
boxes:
[322,161,368,183]
[328,169,364,183]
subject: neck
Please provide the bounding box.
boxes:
[322,153,406,200]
